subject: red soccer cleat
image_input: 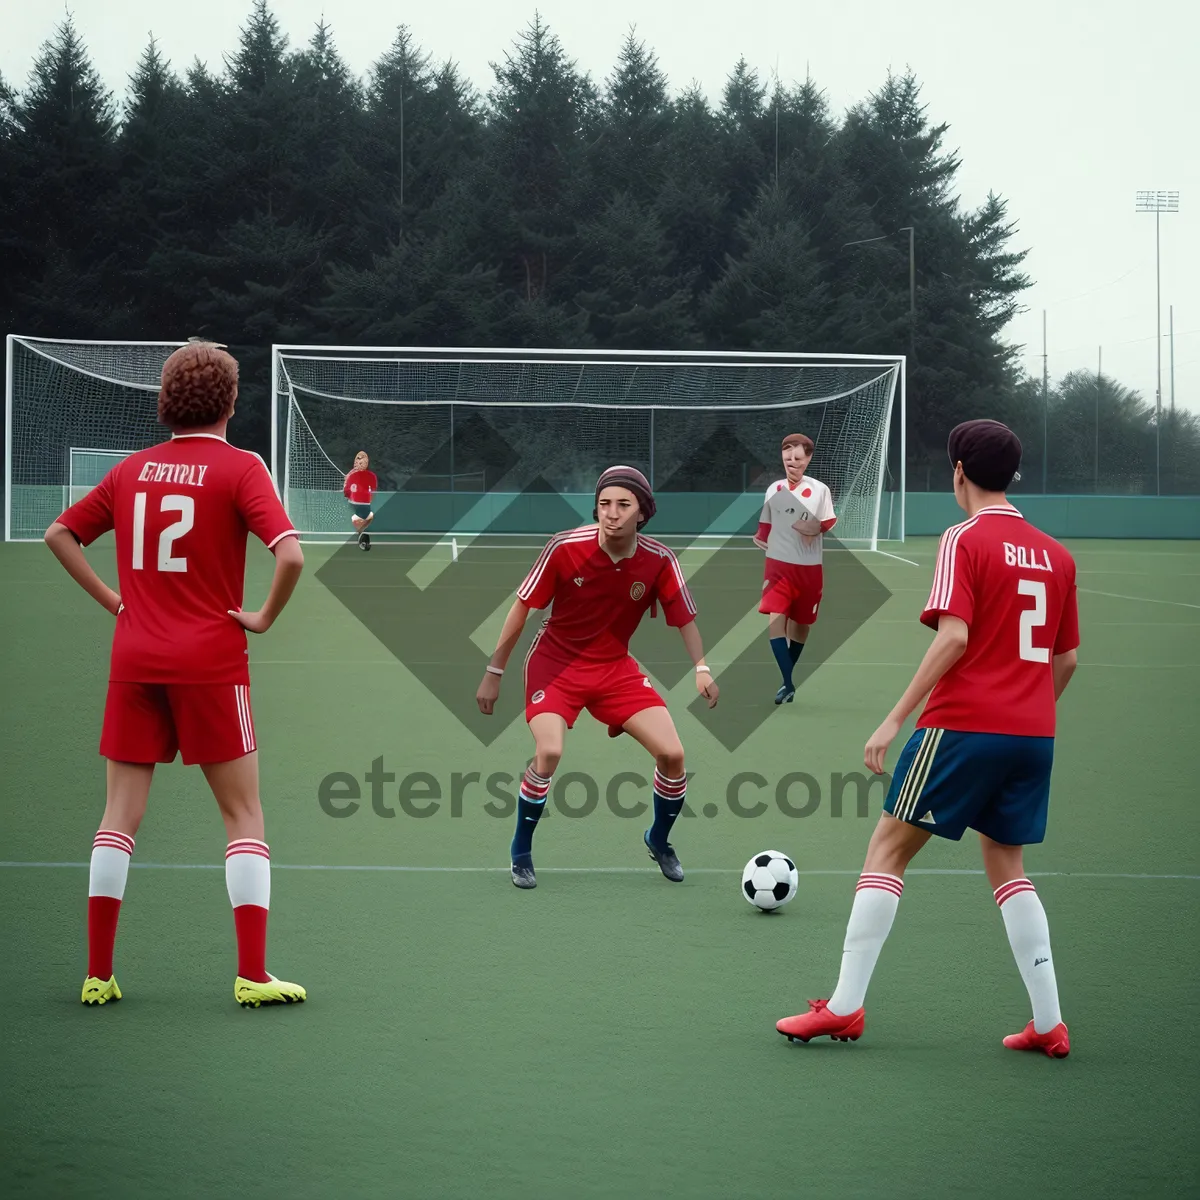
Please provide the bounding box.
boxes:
[776,999,865,1043]
[1002,1020,1070,1058]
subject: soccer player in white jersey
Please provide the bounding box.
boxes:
[776,419,1080,1057]
[753,433,837,703]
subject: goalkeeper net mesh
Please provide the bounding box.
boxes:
[277,349,902,547]
[5,336,185,540]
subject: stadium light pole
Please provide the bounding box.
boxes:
[843,228,915,512]
[1136,190,1179,495]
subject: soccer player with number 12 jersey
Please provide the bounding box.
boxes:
[45,342,307,1009]
[777,419,1080,1056]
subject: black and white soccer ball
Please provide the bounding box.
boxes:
[742,850,798,911]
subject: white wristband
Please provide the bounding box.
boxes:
[696,665,712,675]
[486,665,504,676]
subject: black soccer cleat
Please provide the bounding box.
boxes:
[358,532,371,551]
[774,684,796,705]
[511,858,537,889]
[644,830,684,882]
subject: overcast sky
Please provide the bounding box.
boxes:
[5,0,1197,412]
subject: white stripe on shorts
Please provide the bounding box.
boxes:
[235,685,256,753]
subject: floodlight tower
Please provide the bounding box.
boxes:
[1135,190,1179,494]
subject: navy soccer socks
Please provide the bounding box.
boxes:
[648,769,687,850]
[789,639,805,666]
[770,636,793,687]
[510,765,551,863]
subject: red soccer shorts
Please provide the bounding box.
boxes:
[524,643,666,729]
[759,559,823,624]
[100,681,258,766]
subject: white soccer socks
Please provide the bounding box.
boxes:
[827,873,904,1016]
[995,878,1062,1034]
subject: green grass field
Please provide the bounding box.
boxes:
[2,534,1198,1198]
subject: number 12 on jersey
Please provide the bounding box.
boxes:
[132,492,195,572]
[1017,578,1049,663]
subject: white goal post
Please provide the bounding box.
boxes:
[5,335,188,541]
[273,345,907,548]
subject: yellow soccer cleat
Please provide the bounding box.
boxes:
[82,975,122,1005]
[234,973,306,1008]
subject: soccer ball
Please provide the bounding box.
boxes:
[742,850,798,911]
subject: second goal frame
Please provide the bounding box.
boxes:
[271,344,907,547]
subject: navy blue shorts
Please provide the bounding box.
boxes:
[351,503,372,520]
[883,728,1055,845]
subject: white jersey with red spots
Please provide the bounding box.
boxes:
[755,476,837,565]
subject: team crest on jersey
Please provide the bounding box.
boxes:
[630,581,646,601]
[802,486,812,498]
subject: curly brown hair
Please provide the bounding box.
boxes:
[158,342,238,428]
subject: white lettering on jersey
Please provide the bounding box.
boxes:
[135,462,208,486]
[1004,542,1052,572]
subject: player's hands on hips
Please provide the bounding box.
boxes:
[228,608,273,634]
[696,670,719,707]
[476,671,501,715]
[864,714,902,775]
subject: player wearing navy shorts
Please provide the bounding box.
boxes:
[475,466,719,889]
[45,342,307,1009]
[753,433,837,703]
[777,419,1080,1057]
[344,451,378,550]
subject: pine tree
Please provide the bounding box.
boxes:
[656,85,724,293]
[590,29,672,207]
[574,193,699,348]
[8,17,120,335]
[288,21,370,260]
[362,27,480,244]
[702,184,830,351]
[485,14,598,302]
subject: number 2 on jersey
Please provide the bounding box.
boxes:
[1017,578,1049,663]
[132,492,194,572]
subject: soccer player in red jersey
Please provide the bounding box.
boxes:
[44,342,308,1009]
[475,466,719,889]
[343,450,378,551]
[777,420,1080,1057]
[753,433,837,704]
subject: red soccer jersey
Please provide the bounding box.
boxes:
[344,470,378,504]
[917,505,1080,737]
[55,433,298,685]
[516,526,697,663]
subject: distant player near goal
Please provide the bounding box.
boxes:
[777,419,1079,1057]
[44,342,307,1009]
[344,450,377,551]
[753,433,837,703]
[475,466,719,889]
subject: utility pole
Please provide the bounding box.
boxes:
[1136,191,1179,495]
[1170,304,1175,414]
[1042,310,1048,493]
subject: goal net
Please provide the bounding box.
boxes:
[276,347,904,548]
[5,336,187,541]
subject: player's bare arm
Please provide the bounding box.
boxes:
[1053,648,1078,700]
[864,614,969,774]
[44,522,122,615]
[677,619,719,707]
[228,535,304,634]
[476,598,531,714]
